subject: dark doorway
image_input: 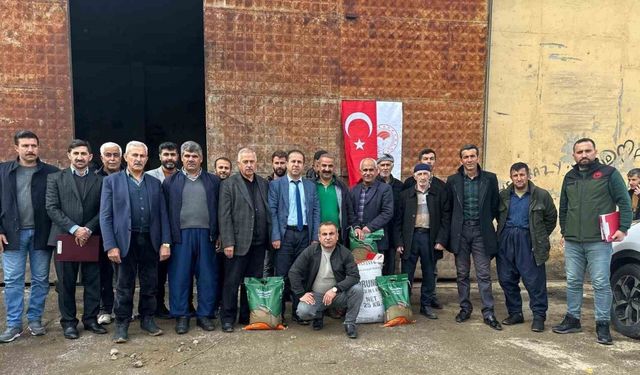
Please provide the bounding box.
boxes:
[69,0,207,169]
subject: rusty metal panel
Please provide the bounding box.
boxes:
[205,0,488,178]
[0,0,73,165]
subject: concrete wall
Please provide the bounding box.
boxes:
[485,0,640,274]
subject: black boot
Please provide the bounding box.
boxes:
[552,314,581,334]
[140,316,163,336]
[113,322,129,343]
[596,321,613,345]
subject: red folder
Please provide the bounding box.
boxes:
[55,234,100,262]
[599,211,620,242]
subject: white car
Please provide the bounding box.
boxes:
[612,220,640,339]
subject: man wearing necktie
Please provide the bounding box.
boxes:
[269,150,320,324]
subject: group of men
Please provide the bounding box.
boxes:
[0,131,632,345]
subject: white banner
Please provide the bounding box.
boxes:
[376,101,403,179]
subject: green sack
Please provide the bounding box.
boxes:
[376,274,413,322]
[244,277,284,327]
[349,228,385,253]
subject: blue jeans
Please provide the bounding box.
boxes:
[564,240,612,321]
[2,229,52,328]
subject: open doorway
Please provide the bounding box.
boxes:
[69,0,207,169]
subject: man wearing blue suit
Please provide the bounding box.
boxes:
[163,141,220,334]
[269,150,320,324]
[100,141,171,343]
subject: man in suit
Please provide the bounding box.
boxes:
[164,141,220,334]
[46,139,106,339]
[349,158,394,272]
[0,131,58,343]
[100,141,171,343]
[393,164,450,320]
[219,148,271,332]
[446,144,502,330]
[95,142,123,325]
[269,149,320,324]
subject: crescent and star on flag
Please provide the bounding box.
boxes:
[344,112,373,150]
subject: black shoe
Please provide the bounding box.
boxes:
[63,325,79,340]
[596,321,613,345]
[552,314,582,334]
[292,314,310,326]
[155,305,171,320]
[222,322,234,333]
[455,310,471,323]
[196,317,215,331]
[175,317,190,334]
[112,323,129,343]
[430,299,443,310]
[84,321,107,334]
[501,313,524,326]
[531,315,545,332]
[312,318,324,331]
[238,317,250,326]
[140,316,163,336]
[345,323,358,339]
[420,306,438,320]
[484,315,503,331]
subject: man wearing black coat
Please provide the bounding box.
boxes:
[445,144,502,330]
[394,164,450,319]
[377,154,403,275]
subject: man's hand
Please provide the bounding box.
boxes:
[73,227,91,246]
[396,246,404,255]
[355,228,364,241]
[159,244,171,261]
[0,234,8,253]
[215,238,221,251]
[322,289,337,306]
[634,186,640,196]
[434,243,446,252]
[272,240,281,250]
[300,292,315,305]
[108,248,121,264]
[610,230,626,242]
[224,246,234,259]
[362,226,371,234]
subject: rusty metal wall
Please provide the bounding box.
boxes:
[204,0,488,179]
[0,0,74,166]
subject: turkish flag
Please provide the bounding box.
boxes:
[342,101,378,186]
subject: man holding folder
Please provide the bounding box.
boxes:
[46,139,106,339]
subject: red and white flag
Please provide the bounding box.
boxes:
[342,100,403,186]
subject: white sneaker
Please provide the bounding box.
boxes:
[98,313,112,325]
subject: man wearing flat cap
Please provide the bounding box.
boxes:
[393,164,450,319]
[377,154,403,275]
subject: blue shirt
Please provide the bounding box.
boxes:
[505,191,530,229]
[287,175,307,226]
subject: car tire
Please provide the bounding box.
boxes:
[611,263,640,339]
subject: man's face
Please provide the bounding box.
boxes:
[67,146,93,171]
[319,156,334,180]
[272,156,287,177]
[420,152,436,168]
[414,170,431,188]
[318,224,338,249]
[124,145,148,174]
[159,148,178,170]
[572,141,597,165]
[628,175,640,190]
[15,138,39,163]
[215,160,231,179]
[510,168,529,190]
[100,146,122,173]
[460,149,479,173]
[182,151,202,174]
[287,152,304,179]
[238,151,257,180]
[378,160,393,178]
[360,159,378,184]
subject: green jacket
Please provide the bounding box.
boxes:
[559,159,632,242]
[497,181,558,265]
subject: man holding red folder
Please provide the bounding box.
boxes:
[554,138,632,345]
[46,139,106,339]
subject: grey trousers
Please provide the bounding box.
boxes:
[454,223,495,318]
[296,284,364,324]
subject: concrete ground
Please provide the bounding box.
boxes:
[0,281,638,375]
